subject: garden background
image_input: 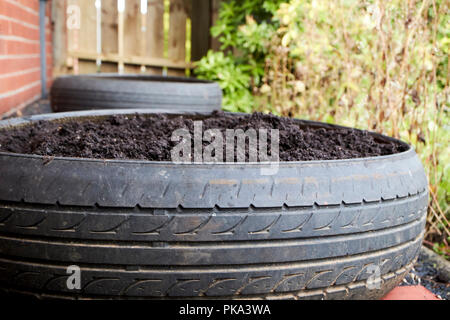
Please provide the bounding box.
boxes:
[194,0,449,258]
[1,0,448,258]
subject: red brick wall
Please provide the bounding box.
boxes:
[0,0,52,115]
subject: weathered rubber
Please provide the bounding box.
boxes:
[0,110,429,300]
[50,74,222,112]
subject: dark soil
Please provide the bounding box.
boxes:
[0,111,408,161]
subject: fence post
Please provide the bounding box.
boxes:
[190,0,210,62]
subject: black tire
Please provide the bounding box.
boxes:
[50,74,222,112]
[0,110,428,300]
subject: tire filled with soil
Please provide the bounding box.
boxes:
[0,109,428,300]
[50,74,222,113]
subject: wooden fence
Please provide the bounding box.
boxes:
[52,0,221,77]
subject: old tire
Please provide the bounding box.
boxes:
[50,74,222,112]
[0,109,428,300]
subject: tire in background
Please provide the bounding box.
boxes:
[50,74,222,112]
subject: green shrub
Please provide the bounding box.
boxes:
[195,51,254,112]
[195,0,284,112]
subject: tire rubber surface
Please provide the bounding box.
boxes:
[0,110,428,299]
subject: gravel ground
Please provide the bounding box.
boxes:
[402,247,450,300]
[1,99,52,120]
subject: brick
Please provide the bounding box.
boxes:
[0,56,40,74]
[0,68,40,94]
[14,0,40,13]
[0,80,40,114]
[0,17,39,40]
[0,1,39,27]
[1,38,40,55]
[0,0,52,115]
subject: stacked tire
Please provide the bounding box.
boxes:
[50,74,222,113]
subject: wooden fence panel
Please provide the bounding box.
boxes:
[168,0,189,76]
[56,0,215,76]
[78,0,96,54]
[101,0,118,55]
[210,0,221,51]
[78,0,98,73]
[51,0,67,77]
[124,0,140,56]
[66,0,79,73]
[146,0,164,74]
[123,0,141,74]
[191,0,210,61]
[100,0,118,72]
